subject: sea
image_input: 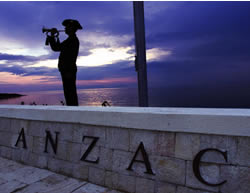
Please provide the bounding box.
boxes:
[1,87,250,108]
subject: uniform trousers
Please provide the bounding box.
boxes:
[60,70,78,106]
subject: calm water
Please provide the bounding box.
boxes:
[1,87,250,108]
[0,88,138,107]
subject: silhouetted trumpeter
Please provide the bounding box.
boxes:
[47,19,82,106]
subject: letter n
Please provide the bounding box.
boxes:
[15,128,27,149]
[44,130,59,154]
[127,142,155,175]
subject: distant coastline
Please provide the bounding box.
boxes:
[0,93,25,100]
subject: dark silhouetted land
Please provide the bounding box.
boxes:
[0,93,25,100]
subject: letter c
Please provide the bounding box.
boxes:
[193,148,227,186]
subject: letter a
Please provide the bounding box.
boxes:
[15,128,27,149]
[127,142,154,175]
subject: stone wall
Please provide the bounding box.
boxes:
[0,105,249,193]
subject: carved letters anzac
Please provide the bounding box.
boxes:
[127,142,154,175]
[14,128,228,187]
[193,148,228,186]
[15,128,27,149]
[44,130,59,154]
[80,136,100,163]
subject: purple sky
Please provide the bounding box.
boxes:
[0,1,250,94]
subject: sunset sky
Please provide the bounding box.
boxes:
[0,1,250,93]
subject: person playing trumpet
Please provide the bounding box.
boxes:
[46,19,82,106]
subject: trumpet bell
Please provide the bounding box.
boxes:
[42,27,49,33]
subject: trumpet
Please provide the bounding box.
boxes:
[42,27,65,46]
[42,27,65,36]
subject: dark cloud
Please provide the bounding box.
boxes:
[142,1,250,92]
[0,52,60,76]
[147,58,250,89]
[0,1,133,45]
[146,1,250,48]
[21,67,59,77]
[0,59,58,77]
[0,64,26,75]
[0,53,38,62]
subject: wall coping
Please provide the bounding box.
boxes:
[0,105,250,137]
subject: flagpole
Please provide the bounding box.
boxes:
[133,1,148,107]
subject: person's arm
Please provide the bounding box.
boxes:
[48,36,61,52]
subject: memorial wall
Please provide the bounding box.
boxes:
[0,105,249,193]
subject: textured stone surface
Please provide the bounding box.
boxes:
[156,182,176,193]
[18,174,86,193]
[155,156,185,185]
[74,125,106,146]
[105,171,113,188]
[176,186,212,193]
[0,157,125,193]
[175,133,200,160]
[10,119,29,134]
[32,136,46,155]
[107,127,129,151]
[72,183,108,193]
[0,146,12,159]
[83,126,106,147]
[72,162,89,180]
[3,166,52,184]
[129,130,158,155]
[112,150,133,175]
[236,136,250,167]
[57,142,81,162]
[0,159,26,179]
[51,122,76,142]
[0,118,11,132]
[27,120,47,137]
[186,161,219,192]
[0,180,27,193]
[0,131,14,147]
[156,132,175,157]
[200,135,237,165]
[112,173,136,193]
[0,177,6,185]
[88,167,105,186]
[135,177,155,193]
[99,147,113,170]
[25,152,48,168]
[48,158,73,176]
[220,165,250,193]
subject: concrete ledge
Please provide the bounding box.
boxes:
[0,105,250,137]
